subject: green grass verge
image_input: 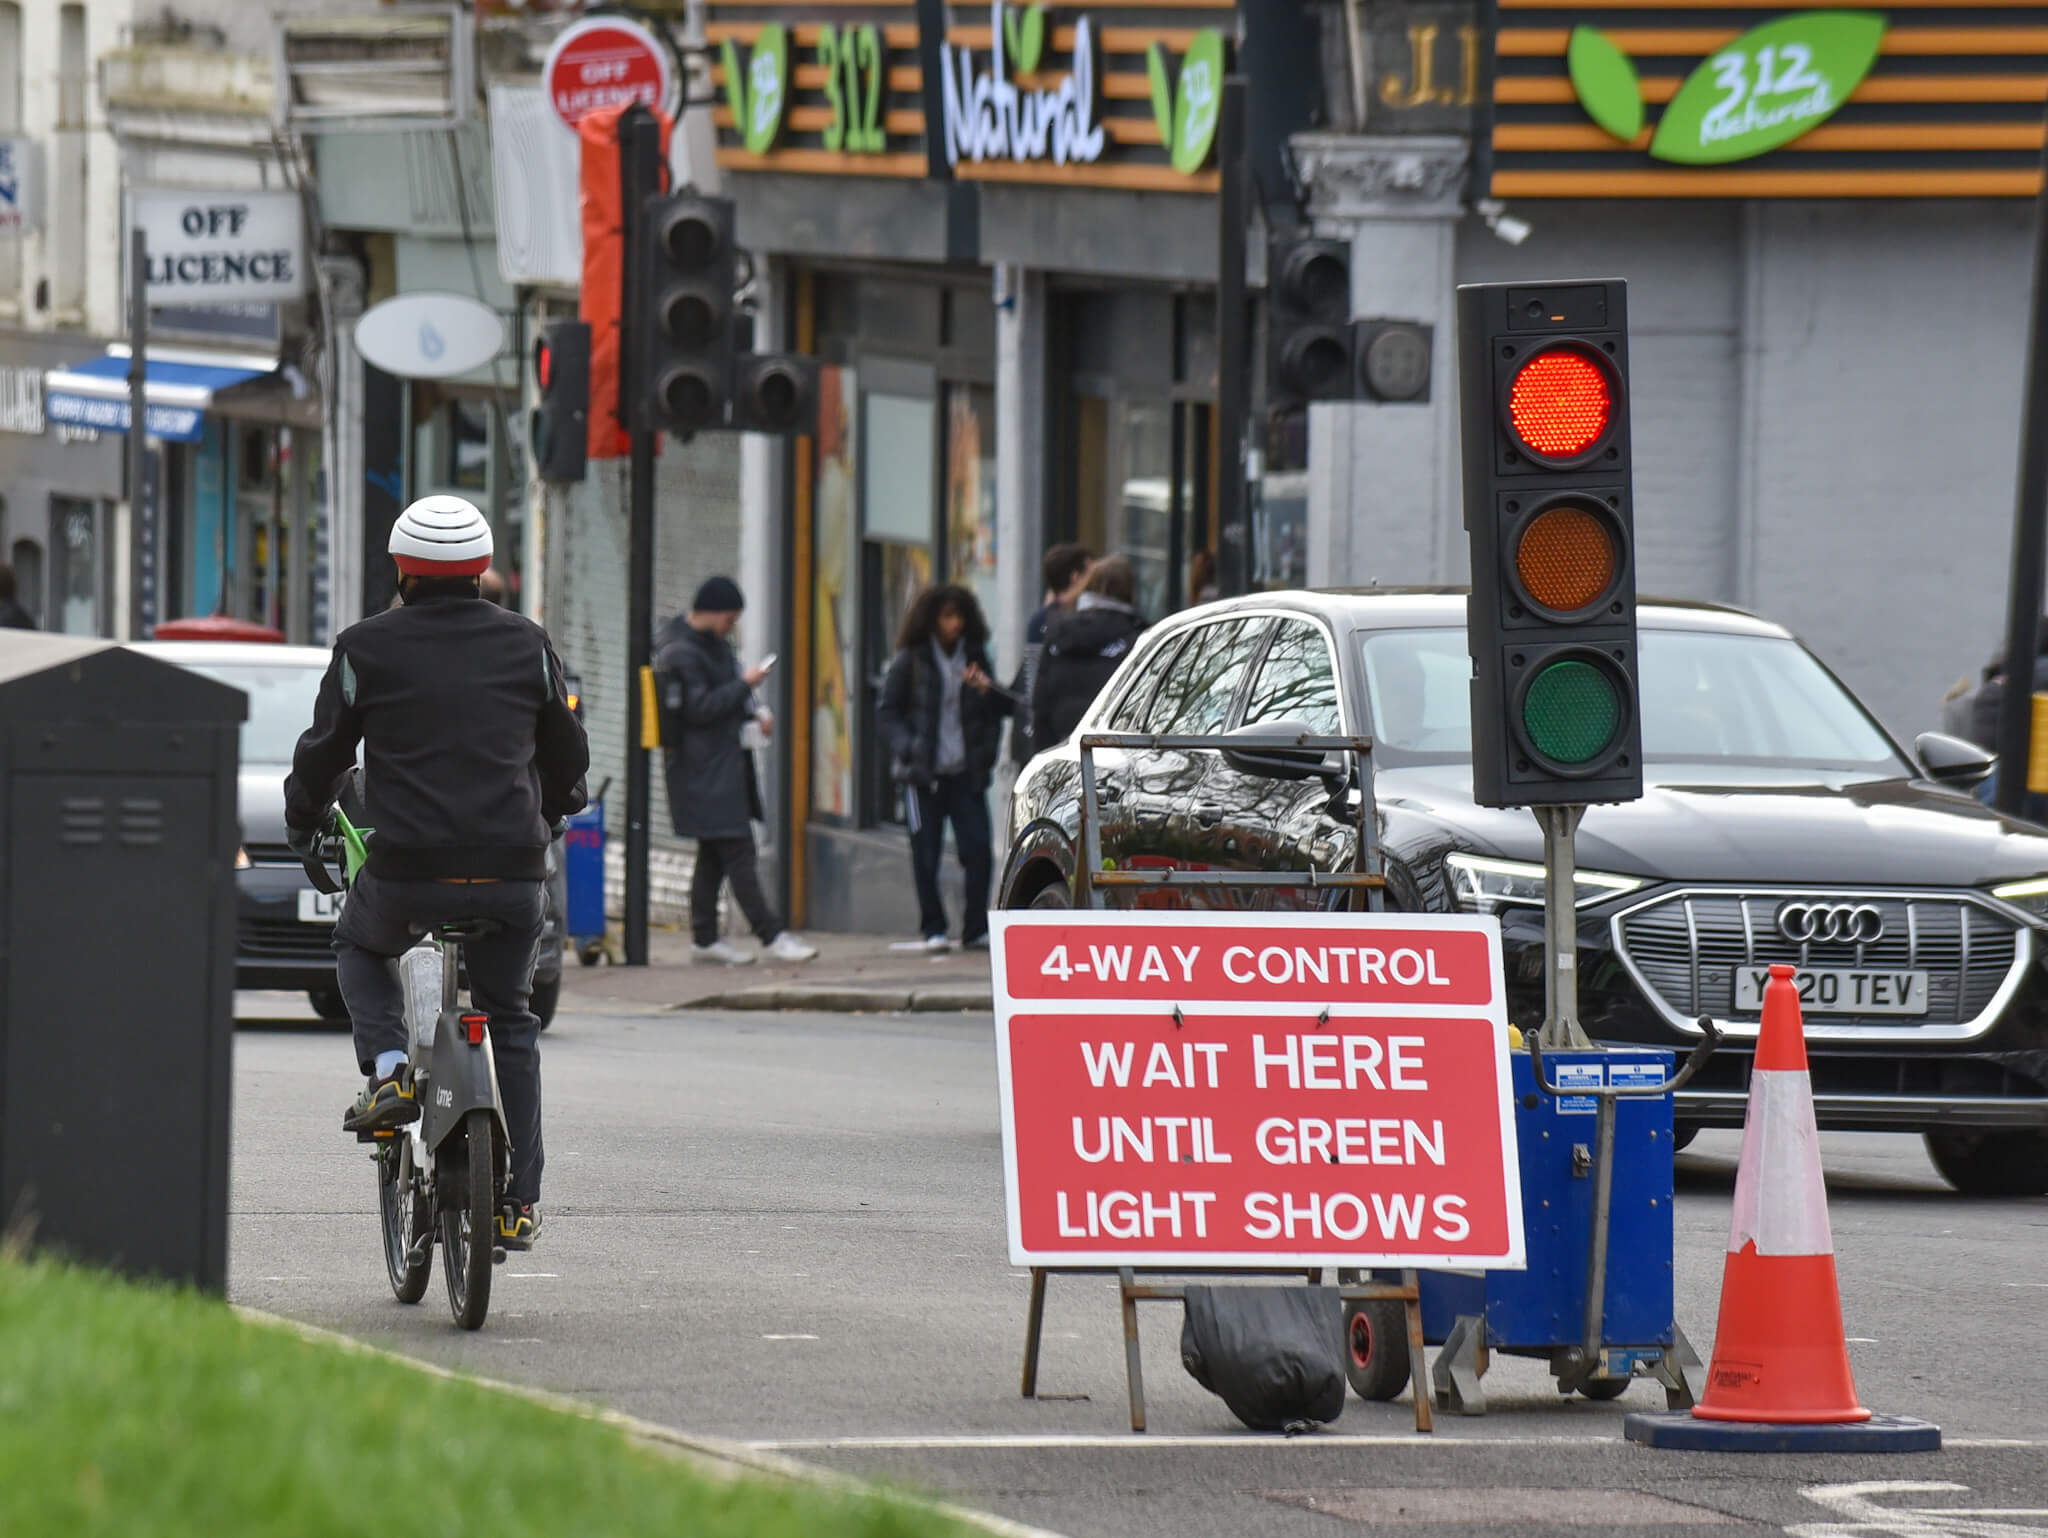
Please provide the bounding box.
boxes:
[0,1255,975,1538]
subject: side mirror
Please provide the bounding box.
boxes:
[1916,731,1996,786]
[1221,718,1351,785]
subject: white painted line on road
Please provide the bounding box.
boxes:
[505,1273,559,1278]
[762,1333,821,1341]
[498,1338,546,1344]
[749,1433,2048,1453]
[1845,1337,1878,1343]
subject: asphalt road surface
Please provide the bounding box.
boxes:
[231,993,2048,1537]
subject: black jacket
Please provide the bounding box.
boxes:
[1031,600,1145,754]
[1971,654,2048,750]
[654,616,763,840]
[879,638,1015,791]
[284,588,589,881]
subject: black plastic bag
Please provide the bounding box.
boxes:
[1179,1285,1346,1431]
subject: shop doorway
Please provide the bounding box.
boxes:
[1070,395,1216,622]
[857,359,938,827]
[48,495,101,635]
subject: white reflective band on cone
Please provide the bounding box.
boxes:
[1727,1068,1834,1257]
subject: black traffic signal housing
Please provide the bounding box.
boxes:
[644,192,736,434]
[733,352,819,435]
[531,321,589,483]
[1266,232,1352,412]
[1457,278,1642,808]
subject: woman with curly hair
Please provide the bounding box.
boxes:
[878,584,1016,950]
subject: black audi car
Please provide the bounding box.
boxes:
[999,590,2048,1195]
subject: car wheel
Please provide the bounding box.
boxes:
[531,976,561,1032]
[1670,1124,1699,1153]
[307,986,351,1024]
[1924,1129,2048,1196]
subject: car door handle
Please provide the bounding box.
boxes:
[1193,804,1226,827]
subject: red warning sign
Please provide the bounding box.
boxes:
[991,911,1524,1270]
[543,17,676,130]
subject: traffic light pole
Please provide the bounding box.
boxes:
[1537,805,1592,1049]
[1992,104,2048,816]
[1214,76,1250,599]
[620,103,663,967]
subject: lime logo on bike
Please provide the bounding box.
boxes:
[1567,13,1885,164]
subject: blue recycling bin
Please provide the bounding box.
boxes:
[564,795,607,960]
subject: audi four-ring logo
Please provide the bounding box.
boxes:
[1776,901,1885,944]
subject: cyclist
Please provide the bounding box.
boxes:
[284,495,588,1252]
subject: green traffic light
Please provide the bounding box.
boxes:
[1522,659,1621,765]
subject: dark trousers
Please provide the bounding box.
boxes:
[907,773,992,942]
[691,832,782,946]
[334,872,547,1206]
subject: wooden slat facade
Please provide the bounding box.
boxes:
[1488,0,2048,197]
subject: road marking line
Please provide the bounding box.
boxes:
[748,1433,2048,1452]
[762,1333,822,1341]
[504,1273,559,1278]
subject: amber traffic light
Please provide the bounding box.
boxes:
[1458,280,1642,807]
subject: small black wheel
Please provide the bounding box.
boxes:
[1925,1129,2048,1196]
[576,942,604,967]
[531,975,560,1032]
[1028,881,1072,910]
[378,1140,432,1304]
[1343,1299,1412,1401]
[1579,1377,1630,1401]
[1670,1124,1700,1153]
[307,986,351,1024]
[442,1109,497,1330]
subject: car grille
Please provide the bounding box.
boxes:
[241,917,334,960]
[1614,890,2022,1030]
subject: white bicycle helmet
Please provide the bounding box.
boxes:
[389,494,493,577]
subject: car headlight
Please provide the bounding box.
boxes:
[1991,876,2048,921]
[1444,853,1642,913]
[235,845,252,870]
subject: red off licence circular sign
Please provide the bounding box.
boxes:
[542,17,676,130]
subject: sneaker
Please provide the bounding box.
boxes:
[923,934,952,954]
[765,931,819,962]
[496,1203,541,1251]
[962,933,990,952]
[342,1067,418,1133]
[691,939,756,966]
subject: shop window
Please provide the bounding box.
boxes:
[860,383,936,827]
[50,495,97,635]
[10,536,42,624]
[944,384,996,629]
[810,366,860,822]
[1072,396,1209,623]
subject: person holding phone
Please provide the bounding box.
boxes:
[654,578,817,965]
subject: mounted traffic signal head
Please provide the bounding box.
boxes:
[732,352,819,435]
[1458,279,1641,808]
[643,193,735,434]
[1266,232,1353,411]
[531,321,589,484]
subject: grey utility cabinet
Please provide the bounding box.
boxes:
[0,634,244,1292]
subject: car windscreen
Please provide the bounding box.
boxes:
[1360,627,1909,778]
[185,662,327,766]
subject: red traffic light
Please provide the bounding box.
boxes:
[535,340,552,391]
[1507,347,1612,462]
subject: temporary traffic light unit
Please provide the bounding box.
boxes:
[532,321,590,484]
[1266,232,1352,413]
[1458,279,1642,809]
[643,192,736,434]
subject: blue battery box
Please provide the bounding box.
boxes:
[563,798,606,945]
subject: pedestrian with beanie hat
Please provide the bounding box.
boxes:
[655,577,817,965]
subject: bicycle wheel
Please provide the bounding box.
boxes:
[441,1109,496,1330]
[378,1138,433,1303]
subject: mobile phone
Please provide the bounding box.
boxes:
[758,652,779,672]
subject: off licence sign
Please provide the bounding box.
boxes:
[991,911,1525,1270]
[542,17,676,129]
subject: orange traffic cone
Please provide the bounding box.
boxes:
[1692,963,1866,1423]
[1625,962,1938,1452]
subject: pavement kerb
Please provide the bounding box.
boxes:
[231,1305,1067,1538]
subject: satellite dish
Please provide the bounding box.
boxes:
[354,292,505,380]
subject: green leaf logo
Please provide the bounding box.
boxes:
[741,22,790,155]
[1170,28,1226,174]
[720,38,747,132]
[1649,11,1884,165]
[1145,42,1174,146]
[1567,27,1643,143]
[1003,4,1046,76]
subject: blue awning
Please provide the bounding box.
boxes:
[43,346,275,443]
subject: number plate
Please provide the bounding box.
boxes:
[1734,967,1927,1016]
[298,888,344,923]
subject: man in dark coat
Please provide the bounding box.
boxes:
[655,577,817,965]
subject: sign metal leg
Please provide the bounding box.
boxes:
[1119,1267,1146,1432]
[1021,1267,1048,1398]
